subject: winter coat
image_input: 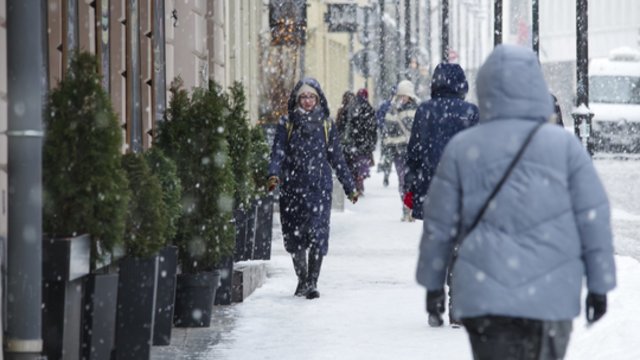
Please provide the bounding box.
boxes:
[375,99,392,131]
[405,63,479,219]
[416,45,616,321]
[341,96,377,162]
[382,99,418,159]
[268,78,356,255]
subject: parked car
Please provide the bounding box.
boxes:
[589,46,640,152]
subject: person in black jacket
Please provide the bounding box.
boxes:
[341,88,377,195]
[267,78,358,299]
[404,63,479,221]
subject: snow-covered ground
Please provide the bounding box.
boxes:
[207,157,640,360]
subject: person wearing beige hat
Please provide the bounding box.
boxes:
[267,77,358,299]
[382,79,419,221]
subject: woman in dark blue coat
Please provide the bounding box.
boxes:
[267,78,358,299]
[404,63,479,220]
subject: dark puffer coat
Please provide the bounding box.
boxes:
[268,78,356,255]
[405,63,479,219]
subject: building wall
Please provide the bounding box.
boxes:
[540,0,640,62]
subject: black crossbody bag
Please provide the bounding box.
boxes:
[449,122,545,271]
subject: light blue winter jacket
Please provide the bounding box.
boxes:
[416,45,617,321]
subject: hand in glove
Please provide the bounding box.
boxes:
[348,191,359,204]
[267,176,279,192]
[586,292,607,325]
[403,192,413,210]
[426,289,445,327]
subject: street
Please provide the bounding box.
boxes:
[152,153,640,360]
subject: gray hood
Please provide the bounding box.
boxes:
[476,44,553,123]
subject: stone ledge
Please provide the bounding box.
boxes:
[231,261,268,303]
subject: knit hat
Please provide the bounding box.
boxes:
[296,83,319,98]
[356,88,369,100]
[395,80,417,100]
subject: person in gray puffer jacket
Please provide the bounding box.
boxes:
[416,45,616,359]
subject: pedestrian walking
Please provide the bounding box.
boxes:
[404,63,479,222]
[340,88,377,195]
[416,45,616,359]
[382,80,419,221]
[375,86,397,187]
[552,93,565,127]
[336,91,356,144]
[267,78,359,300]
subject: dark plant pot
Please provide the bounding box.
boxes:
[173,271,220,327]
[214,256,234,305]
[244,204,257,260]
[233,208,249,261]
[253,195,274,260]
[153,245,178,346]
[114,255,159,360]
[42,234,91,360]
[81,272,119,360]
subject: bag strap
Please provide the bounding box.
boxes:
[456,122,545,249]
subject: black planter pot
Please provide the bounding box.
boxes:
[253,195,274,260]
[233,208,249,261]
[153,245,178,346]
[81,272,119,360]
[42,234,90,360]
[173,271,220,327]
[114,255,159,360]
[214,255,234,305]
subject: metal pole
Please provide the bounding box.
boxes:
[378,0,386,97]
[494,0,502,47]
[442,0,449,63]
[153,0,167,125]
[5,0,46,358]
[364,7,370,89]
[532,0,539,57]
[455,0,461,62]
[395,0,402,82]
[405,0,411,73]
[128,0,143,153]
[465,6,470,69]
[349,32,354,90]
[572,0,593,155]
[425,0,432,74]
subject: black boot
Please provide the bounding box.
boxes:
[306,251,323,299]
[292,250,309,296]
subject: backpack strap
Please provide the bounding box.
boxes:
[323,119,331,144]
[285,117,331,144]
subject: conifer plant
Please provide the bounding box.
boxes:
[43,52,129,269]
[156,79,236,273]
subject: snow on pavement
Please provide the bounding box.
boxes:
[208,165,640,360]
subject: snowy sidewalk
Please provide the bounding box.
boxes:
[154,167,640,360]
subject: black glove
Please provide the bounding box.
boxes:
[426,289,445,327]
[586,292,607,324]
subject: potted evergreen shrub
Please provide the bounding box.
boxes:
[42,51,129,360]
[226,82,254,263]
[114,152,168,360]
[145,147,183,345]
[156,79,236,327]
[249,125,274,260]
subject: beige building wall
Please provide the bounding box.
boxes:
[217,0,263,123]
[169,0,263,123]
[305,0,372,118]
[168,0,208,92]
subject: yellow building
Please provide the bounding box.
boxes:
[305,0,373,117]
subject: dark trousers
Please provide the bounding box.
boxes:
[462,316,572,360]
